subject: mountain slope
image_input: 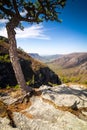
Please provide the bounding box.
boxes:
[50,53,87,68]
[0,37,61,88]
[47,53,87,84]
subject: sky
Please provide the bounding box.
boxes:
[0,0,87,55]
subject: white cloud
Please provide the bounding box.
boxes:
[0,27,7,37]
[0,19,8,24]
[16,24,50,40]
[20,10,28,17]
[0,24,50,40]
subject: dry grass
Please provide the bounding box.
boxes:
[0,100,8,118]
[42,97,87,121]
[21,111,33,119]
[10,89,22,98]
[8,101,32,113]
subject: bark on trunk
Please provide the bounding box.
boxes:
[6,19,32,93]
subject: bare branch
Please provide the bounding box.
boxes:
[0,5,15,17]
[12,0,20,16]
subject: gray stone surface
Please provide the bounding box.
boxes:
[41,84,87,107]
[0,117,19,130]
[0,84,87,130]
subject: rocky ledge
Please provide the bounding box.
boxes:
[0,84,87,130]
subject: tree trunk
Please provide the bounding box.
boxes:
[6,20,32,93]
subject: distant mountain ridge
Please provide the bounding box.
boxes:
[29,53,63,62]
[50,52,87,68]
[29,53,43,61]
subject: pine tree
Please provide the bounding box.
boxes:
[0,0,66,93]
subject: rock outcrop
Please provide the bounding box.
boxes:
[0,84,87,130]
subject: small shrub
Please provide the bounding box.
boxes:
[6,84,11,89]
[61,76,70,83]
[0,54,10,62]
[18,47,24,52]
[84,81,87,85]
[14,85,20,89]
[26,75,35,85]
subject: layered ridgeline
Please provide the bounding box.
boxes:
[0,36,61,88]
[29,53,63,62]
[47,53,87,85]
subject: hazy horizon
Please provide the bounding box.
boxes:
[29,51,87,56]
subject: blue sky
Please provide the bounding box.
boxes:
[0,0,87,55]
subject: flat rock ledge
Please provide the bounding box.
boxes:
[0,84,87,130]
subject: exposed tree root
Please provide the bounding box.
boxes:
[10,89,42,105]
[0,100,16,128]
[0,89,42,128]
[7,109,16,128]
